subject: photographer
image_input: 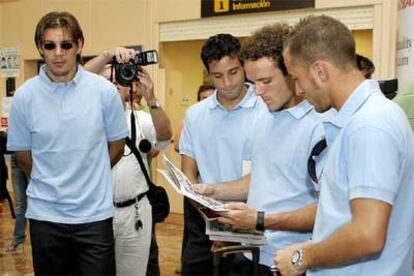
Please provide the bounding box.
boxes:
[85,47,172,276]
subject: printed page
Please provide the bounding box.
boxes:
[158,155,228,211]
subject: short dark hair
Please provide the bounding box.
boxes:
[240,23,290,75]
[201,33,241,72]
[34,11,84,63]
[356,54,375,79]
[286,15,356,70]
[197,84,215,101]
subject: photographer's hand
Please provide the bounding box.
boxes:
[135,68,172,144]
[136,68,156,104]
[112,47,135,63]
[84,47,136,74]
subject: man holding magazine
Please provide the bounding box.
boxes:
[193,23,326,275]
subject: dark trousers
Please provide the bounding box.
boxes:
[29,218,115,276]
[146,223,160,276]
[181,198,232,276]
[229,254,272,276]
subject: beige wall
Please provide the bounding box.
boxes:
[157,0,200,23]
[353,30,374,59]
[153,40,206,213]
[0,4,3,112]
[0,0,153,87]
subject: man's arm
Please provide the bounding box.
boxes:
[305,199,390,267]
[215,200,316,231]
[136,68,172,143]
[15,151,32,179]
[193,174,251,201]
[181,154,199,184]
[108,139,125,168]
[265,203,317,232]
[276,198,391,275]
[149,107,172,143]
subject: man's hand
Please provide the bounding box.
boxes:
[217,202,257,230]
[84,46,136,74]
[112,47,135,63]
[192,184,216,197]
[135,68,156,105]
[274,240,312,276]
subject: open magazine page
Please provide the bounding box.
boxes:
[158,155,228,211]
[157,169,182,193]
[158,155,267,245]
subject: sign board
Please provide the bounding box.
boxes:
[1,97,12,129]
[395,1,414,129]
[201,0,314,17]
[0,47,20,78]
[396,1,414,94]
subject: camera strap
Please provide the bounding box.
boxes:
[307,138,327,184]
[129,85,137,144]
[125,137,155,190]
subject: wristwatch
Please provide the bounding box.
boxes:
[291,248,304,269]
[256,211,265,231]
[148,99,160,109]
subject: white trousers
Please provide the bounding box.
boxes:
[113,195,152,276]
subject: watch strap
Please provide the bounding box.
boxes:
[256,211,265,231]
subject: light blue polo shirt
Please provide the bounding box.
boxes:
[7,65,129,224]
[247,100,324,267]
[180,84,265,183]
[309,80,414,275]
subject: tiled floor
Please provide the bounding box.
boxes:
[0,200,183,276]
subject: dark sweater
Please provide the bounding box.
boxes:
[0,131,9,199]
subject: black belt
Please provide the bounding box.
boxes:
[114,192,147,208]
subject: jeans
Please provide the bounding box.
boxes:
[181,198,212,268]
[10,154,28,245]
[30,218,116,276]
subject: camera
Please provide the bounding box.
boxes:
[113,50,158,87]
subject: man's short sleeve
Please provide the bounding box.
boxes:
[7,91,31,151]
[345,126,401,205]
[179,111,194,158]
[103,86,129,142]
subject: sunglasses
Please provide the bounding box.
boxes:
[42,40,75,51]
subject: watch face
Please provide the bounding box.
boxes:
[292,251,300,264]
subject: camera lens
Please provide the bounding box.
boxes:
[121,66,134,79]
[115,63,137,87]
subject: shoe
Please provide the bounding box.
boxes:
[6,242,24,252]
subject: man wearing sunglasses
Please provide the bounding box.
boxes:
[7,11,128,275]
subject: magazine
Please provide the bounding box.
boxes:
[158,155,267,245]
[157,155,228,211]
